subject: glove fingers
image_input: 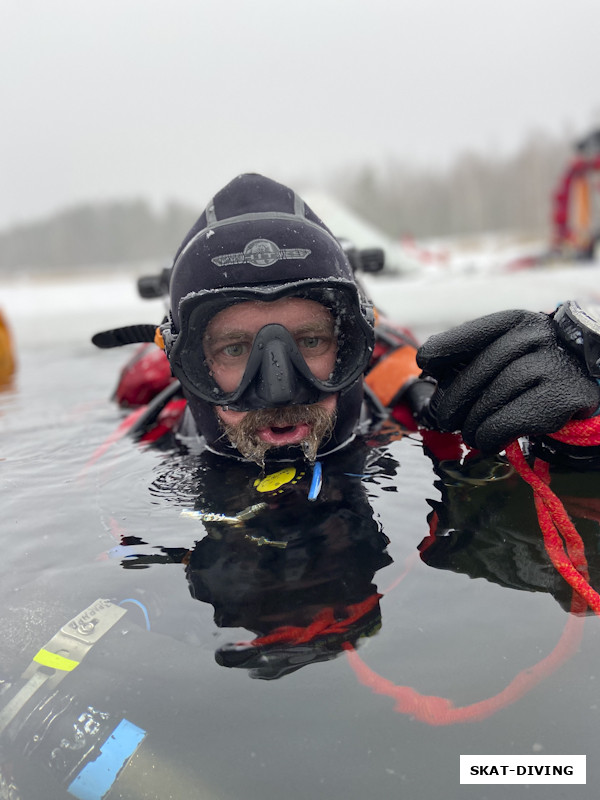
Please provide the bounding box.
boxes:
[468,386,579,454]
[431,324,553,431]
[464,358,600,453]
[417,309,537,375]
[460,354,554,444]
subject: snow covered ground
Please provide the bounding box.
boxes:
[362,258,600,337]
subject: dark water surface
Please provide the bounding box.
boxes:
[1,343,600,799]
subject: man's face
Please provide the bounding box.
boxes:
[202,297,338,463]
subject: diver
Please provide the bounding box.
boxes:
[88,171,600,682]
[95,172,600,468]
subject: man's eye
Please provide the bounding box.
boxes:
[299,336,321,349]
[223,342,248,357]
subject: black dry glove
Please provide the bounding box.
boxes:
[416,309,600,454]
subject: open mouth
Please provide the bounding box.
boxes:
[257,422,311,446]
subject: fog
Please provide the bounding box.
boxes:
[2,0,599,227]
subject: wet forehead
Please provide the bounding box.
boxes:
[205,297,334,338]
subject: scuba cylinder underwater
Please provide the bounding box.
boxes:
[0,599,217,800]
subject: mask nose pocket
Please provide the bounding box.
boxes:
[256,336,299,406]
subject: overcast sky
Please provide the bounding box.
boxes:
[2,0,599,228]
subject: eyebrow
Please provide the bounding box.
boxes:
[204,330,249,343]
[290,321,335,336]
[205,321,334,346]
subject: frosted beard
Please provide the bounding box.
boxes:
[219,405,336,467]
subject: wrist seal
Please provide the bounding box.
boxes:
[553,300,600,378]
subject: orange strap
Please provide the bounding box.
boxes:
[154,326,165,350]
[505,435,600,616]
[365,345,421,407]
[343,597,585,726]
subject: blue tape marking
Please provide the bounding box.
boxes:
[119,598,151,631]
[68,719,146,800]
[308,461,322,501]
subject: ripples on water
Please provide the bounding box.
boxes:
[1,342,600,799]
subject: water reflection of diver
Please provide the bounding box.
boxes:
[125,440,396,679]
[127,436,600,680]
[420,448,600,615]
[2,448,599,800]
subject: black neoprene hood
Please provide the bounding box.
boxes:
[169,173,359,328]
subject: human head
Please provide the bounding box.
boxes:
[163,173,374,461]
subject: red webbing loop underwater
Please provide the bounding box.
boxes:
[341,418,600,725]
[240,594,382,649]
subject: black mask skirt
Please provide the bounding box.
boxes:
[162,280,374,413]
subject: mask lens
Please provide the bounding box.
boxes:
[202,298,337,395]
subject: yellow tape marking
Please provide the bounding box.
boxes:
[33,649,80,672]
[254,467,297,493]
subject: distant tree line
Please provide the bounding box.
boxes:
[0,200,199,273]
[0,130,576,272]
[327,130,572,239]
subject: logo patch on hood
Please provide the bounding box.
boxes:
[211,239,311,268]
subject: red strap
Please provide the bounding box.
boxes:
[505,426,600,616]
[82,405,148,471]
[343,594,585,725]
[547,415,600,447]
[139,399,187,444]
[245,594,382,649]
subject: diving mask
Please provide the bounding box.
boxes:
[162,280,374,411]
